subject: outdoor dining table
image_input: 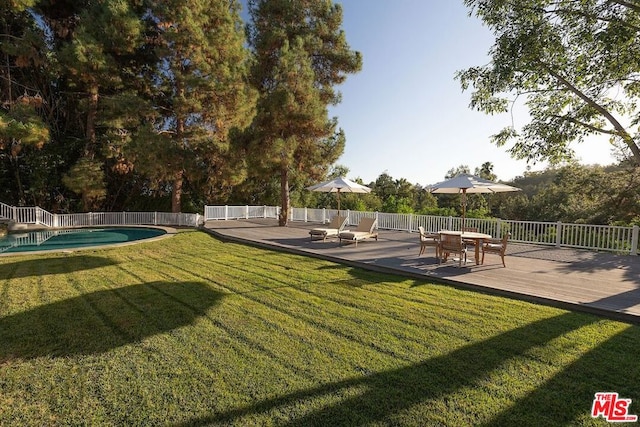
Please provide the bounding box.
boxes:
[439,230,492,265]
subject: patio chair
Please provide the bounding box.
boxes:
[418,226,439,258]
[309,215,348,241]
[462,226,479,248]
[438,232,467,267]
[338,217,378,246]
[481,232,511,267]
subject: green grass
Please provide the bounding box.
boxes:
[1,229,638,426]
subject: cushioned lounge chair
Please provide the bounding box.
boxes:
[309,215,348,241]
[338,217,378,246]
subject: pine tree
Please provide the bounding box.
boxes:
[131,0,255,213]
[0,1,51,205]
[247,0,361,225]
[57,0,144,210]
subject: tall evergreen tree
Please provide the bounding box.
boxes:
[0,0,51,205]
[247,0,361,225]
[130,0,255,213]
[58,0,144,210]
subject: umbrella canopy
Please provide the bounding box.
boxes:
[428,173,521,228]
[306,176,371,213]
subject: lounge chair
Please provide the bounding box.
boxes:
[338,217,378,246]
[309,215,348,241]
[418,226,439,258]
[481,232,510,267]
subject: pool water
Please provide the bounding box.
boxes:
[0,227,167,254]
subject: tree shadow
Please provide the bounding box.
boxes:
[481,324,640,426]
[494,243,640,288]
[177,312,600,426]
[0,281,223,361]
[0,255,118,279]
[587,288,640,314]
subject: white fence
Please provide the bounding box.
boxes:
[204,205,640,255]
[3,202,638,255]
[0,202,202,228]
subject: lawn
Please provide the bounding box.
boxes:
[0,229,638,426]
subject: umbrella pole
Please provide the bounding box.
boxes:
[337,189,341,217]
[461,189,467,230]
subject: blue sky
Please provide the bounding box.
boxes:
[241,0,617,186]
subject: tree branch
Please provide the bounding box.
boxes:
[541,62,640,164]
[608,0,640,14]
[553,115,617,135]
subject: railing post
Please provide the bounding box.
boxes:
[225,205,229,221]
[245,205,249,219]
[322,208,326,223]
[263,205,267,218]
[409,213,413,233]
[556,221,563,247]
[631,225,639,255]
[304,207,308,223]
[496,218,501,238]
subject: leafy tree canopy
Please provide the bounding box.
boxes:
[457,0,640,165]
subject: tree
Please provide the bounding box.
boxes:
[445,165,470,179]
[457,0,640,166]
[129,0,255,213]
[371,172,396,203]
[0,1,51,205]
[475,161,497,181]
[247,0,362,226]
[57,0,144,210]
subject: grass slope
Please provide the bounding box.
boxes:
[0,229,638,426]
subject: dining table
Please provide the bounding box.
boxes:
[439,230,492,265]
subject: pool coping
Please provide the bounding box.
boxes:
[0,225,178,257]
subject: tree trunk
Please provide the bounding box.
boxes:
[10,153,25,206]
[86,84,98,158]
[172,171,183,213]
[279,167,289,226]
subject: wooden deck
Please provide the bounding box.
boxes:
[203,219,640,324]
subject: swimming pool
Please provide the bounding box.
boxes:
[0,227,168,254]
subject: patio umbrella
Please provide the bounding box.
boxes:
[428,173,521,228]
[306,176,371,214]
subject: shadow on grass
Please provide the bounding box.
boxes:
[481,323,640,426]
[0,281,223,361]
[178,312,606,426]
[0,255,118,279]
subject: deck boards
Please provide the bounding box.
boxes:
[203,219,640,324]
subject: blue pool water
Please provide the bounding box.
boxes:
[0,227,167,254]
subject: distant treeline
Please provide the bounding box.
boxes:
[288,163,640,226]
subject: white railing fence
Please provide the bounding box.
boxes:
[1,202,202,228]
[3,202,638,255]
[204,205,640,255]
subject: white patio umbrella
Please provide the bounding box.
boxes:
[428,173,521,228]
[306,176,371,214]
